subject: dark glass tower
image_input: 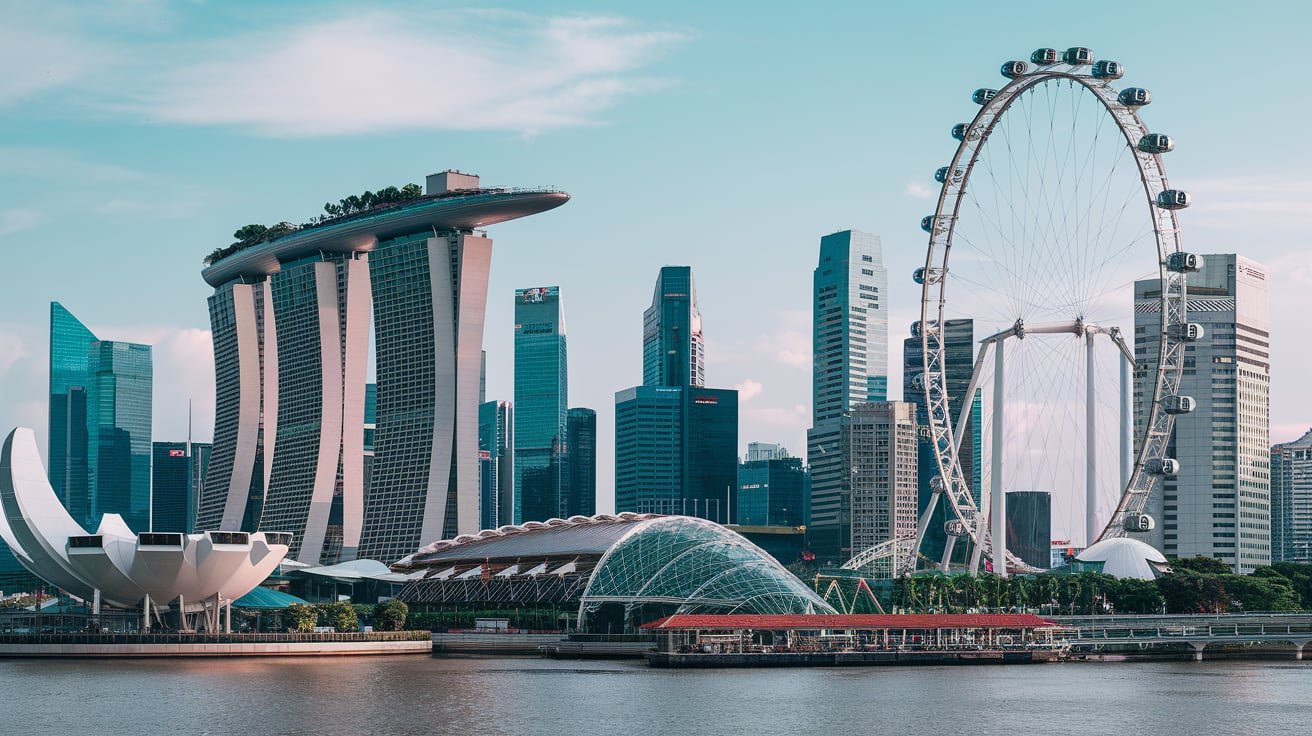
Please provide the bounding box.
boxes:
[902,318,981,563]
[1006,491,1052,570]
[643,266,704,388]
[514,286,568,523]
[151,441,212,533]
[48,302,97,522]
[87,340,153,532]
[737,456,809,527]
[566,407,597,517]
[479,399,513,529]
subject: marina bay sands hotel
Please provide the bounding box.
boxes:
[196,171,568,565]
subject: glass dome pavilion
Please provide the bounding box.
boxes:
[392,513,834,632]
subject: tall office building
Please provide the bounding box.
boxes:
[847,402,919,558]
[1134,254,1270,573]
[616,267,739,523]
[364,382,376,498]
[1271,430,1312,563]
[514,286,568,523]
[1006,490,1052,570]
[197,170,568,565]
[737,456,809,527]
[478,399,513,530]
[808,230,889,561]
[902,318,981,563]
[151,441,212,533]
[615,386,739,521]
[48,302,97,523]
[643,266,705,388]
[566,407,597,518]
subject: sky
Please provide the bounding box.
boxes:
[1,0,1309,526]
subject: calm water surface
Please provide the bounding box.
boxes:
[2,656,1309,735]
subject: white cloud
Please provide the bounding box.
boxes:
[0,329,28,375]
[905,180,936,199]
[0,208,42,237]
[735,378,763,401]
[125,12,686,137]
[0,28,98,105]
[1186,175,1312,232]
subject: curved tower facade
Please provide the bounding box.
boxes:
[198,171,568,564]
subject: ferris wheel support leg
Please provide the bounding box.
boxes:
[1120,349,1133,506]
[914,488,941,566]
[969,484,988,575]
[940,534,956,573]
[990,337,1007,578]
[1086,332,1098,548]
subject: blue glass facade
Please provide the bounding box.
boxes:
[902,318,981,563]
[643,266,704,388]
[737,457,809,527]
[514,286,567,523]
[479,399,513,530]
[151,441,212,533]
[86,339,153,532]
[566,407,597,518]
[47,302,97,522]
[615,386,738,522]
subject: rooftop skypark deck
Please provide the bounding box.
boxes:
[201,184,569,287]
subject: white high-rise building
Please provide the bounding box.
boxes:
[808,229,890,562]
[1134,254,1270,573]
[848,402,919,557]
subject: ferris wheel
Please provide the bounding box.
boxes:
[909,47,1201,576]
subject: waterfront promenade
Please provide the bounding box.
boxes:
[0,630,432,658]
[1054,613,1312,660]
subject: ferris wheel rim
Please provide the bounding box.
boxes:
[916,58,1190,569]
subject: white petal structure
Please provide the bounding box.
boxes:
[1076,537,1169,580]
[0,427,289,610]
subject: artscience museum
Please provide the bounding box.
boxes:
[0,428,288,631]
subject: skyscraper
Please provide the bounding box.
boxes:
[737,456,809,527]
[1006,490,1052,570]
[566,407,597,518]
[643,266,705,388]
[514,286,568,523]
[1135,254,1270,573]
[848,402,919,559]
[1271,429,1312,563]
[903,318,981,563]
[478,399,513,530]
[746,442,790,461]
[151,441,212,533]
[197,170,568,565]
[48,302,97,523]
[808,230,890,561]
[616,266,738,523]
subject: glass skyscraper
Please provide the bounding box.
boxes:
[479,399,513,530]
[87,340,153,532]
[47,302,98,523]
[566,407,597,518]
[514,286,568,523]
[1272,429,1312,563]
[151,441,212,533]
[737,456,809,527]
[903,318,981,563]
[1135,254,1271,572]
[808,230,889,562]
[616,266,738,524]
[643,266,705,388]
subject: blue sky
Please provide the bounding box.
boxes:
[1,1,1309,519]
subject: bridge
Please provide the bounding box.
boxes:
[1052,613,1312,661]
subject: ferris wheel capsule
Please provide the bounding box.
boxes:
[935,166,964,184]
[1146,458,1181,476]
[944,519,971,537]
[1168,323,1205,342]
[1123,514,1156,533]
[952,123,968,141]
[1119,87,1152,106]
[972,88,998,105]
[1138,133,1174,154]
[1091,60,1123,79]
[1000,60,1029,79]
[1162,395,1196,414]
[1166,252,1204,272]
[913,267,943,285]
[1063,47,1094,66]
[921,216,935,233]
[1031,48,1059,65]
[1156,190,1191,210]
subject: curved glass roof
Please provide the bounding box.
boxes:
[579,516,834,622]
[396,513,662,565]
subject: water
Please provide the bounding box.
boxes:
[1,656,1309,735]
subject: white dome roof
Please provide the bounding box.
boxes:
[1076,537,1167,580]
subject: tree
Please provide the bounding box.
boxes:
[1171,556,1232,575]
[326,601,359,633]
[286,603,318,633]
[373,600,409,631]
